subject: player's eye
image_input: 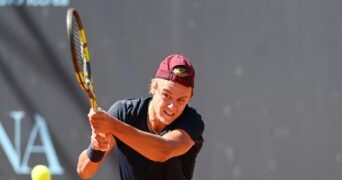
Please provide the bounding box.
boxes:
[161,92,171,99]
[177,98,187,104]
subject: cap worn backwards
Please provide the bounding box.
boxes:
[155,54,195,88]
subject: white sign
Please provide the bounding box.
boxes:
[0,0,69,6]
[0,111,64,175]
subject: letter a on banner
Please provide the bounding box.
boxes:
[0,111,64,174]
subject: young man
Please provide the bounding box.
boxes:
[77,54,205,180]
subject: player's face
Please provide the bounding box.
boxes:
[151,79,192,125]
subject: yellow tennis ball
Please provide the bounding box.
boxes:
[31,164,51,180]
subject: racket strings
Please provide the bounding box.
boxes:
[67,9,98,110]
[71,18,91,88]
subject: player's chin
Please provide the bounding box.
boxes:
[159,115,176,125]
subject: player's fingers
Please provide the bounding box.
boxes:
[88,116,102,127]
[105,133,116,147]
[95,136,110,151]
[91,124,102,132]
[93,132,104,140]
[88,108,96,117]
[98,143,109,150]
[97,107,105,111]
[91,133,107,150]
[90,139,100,150]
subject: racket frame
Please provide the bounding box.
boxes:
[66,8,98,109]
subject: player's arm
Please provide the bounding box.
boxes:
[89,109,194,162]
[77,133,116,179]
[119,126,195,162]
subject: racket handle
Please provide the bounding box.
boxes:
[90,98,98,110]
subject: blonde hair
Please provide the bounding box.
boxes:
[149,78,194,97]
[149,78,158,95]
[150,65,194,96]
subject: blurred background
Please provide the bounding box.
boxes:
[1,0,342,179]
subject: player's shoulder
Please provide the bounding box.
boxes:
[109,96,151,113]
[116,96,151,108]
[109,97,151,124]
[181,106,204,127]
[172,105,205,140]
[183,105,202,119]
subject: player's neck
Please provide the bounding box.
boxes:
[147,101,158,134]
[147,118,160,134]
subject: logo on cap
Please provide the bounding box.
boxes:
[172,66,189,77]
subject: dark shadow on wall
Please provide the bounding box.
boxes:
[0,6,120,178]
[15,7,89,112]
[0,7,89,179]
[0,53,81,179]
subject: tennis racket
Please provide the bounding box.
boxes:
[66,8,97,110]
[66,8,110,151]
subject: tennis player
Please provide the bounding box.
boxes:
[77,54,205,180]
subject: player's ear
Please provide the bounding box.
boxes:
[150,88,156,95]
[149,78,158,95]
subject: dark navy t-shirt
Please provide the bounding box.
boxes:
[108,97,204,180]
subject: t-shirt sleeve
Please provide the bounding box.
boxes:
[174,107,205,143]
[108,100,126,121]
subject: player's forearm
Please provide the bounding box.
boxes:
[89,110,182,161]
[111,120,175,162]
[77,150,103,179]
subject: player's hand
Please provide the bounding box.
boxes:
[88,108,116,136]
[90,130,116,151]
[88,108,117,151]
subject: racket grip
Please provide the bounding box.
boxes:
[90,98,98,110]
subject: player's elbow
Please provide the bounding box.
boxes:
[77,153,97,179]
[77,167,87,179]
[152,152,172,162]
[77,166,89,179]
[77,149,105,178]
[153,137,194,162]
[152,143,176,162]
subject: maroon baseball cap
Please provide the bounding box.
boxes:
[155,54,195,87]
